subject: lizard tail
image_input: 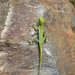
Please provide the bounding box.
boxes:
[38,45,42,75]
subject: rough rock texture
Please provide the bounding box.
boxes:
[0,0,59,75]
[39,0,75,75]
[0,0,10,39]
[0,0,75,75]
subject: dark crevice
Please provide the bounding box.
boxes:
[72,26,75,33]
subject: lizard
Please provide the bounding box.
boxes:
[30,17,46,75]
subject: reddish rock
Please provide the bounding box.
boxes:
[38,0,75,75]
[0,0,75,75]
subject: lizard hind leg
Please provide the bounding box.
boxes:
[43,36,47,43]
[28,38,39,45]
[43,32,47,42]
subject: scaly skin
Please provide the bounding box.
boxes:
[32,17,45,75]
[38,17,45,75]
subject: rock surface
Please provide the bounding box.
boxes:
[0,0,59,75]
[39,0,75,75]
[0,0,75,75]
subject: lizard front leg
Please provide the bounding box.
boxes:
[28,38,39,45]
[32,25,39,31]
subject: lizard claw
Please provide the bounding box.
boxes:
[28,40,33,45]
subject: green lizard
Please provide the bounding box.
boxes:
[31,17,46,75]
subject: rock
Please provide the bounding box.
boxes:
[39,0,75,75]
[0,0,10,39]
[0,0,59,75]
[1,0,75,75]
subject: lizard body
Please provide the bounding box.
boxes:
[38,17,45,75]
[32,17,45,75]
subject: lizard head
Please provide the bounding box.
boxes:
[39,17,45,25]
